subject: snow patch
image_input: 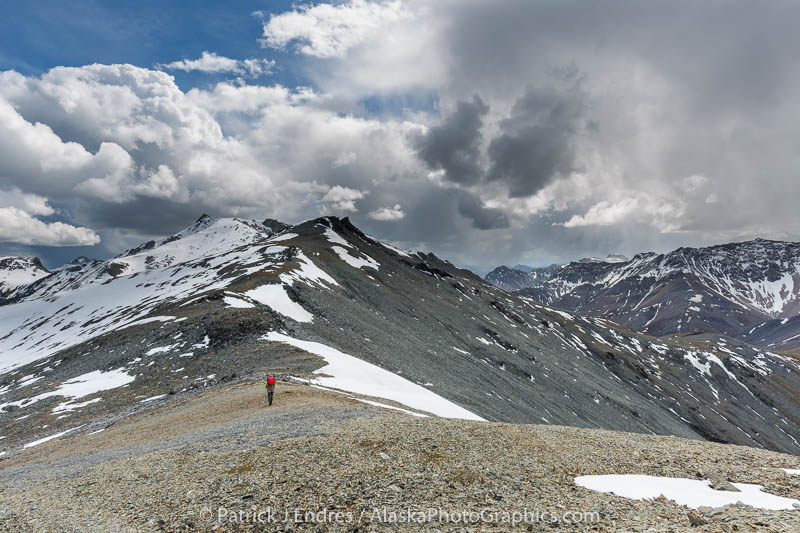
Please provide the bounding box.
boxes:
[140,394,167,403]
[575,474,800,510]
[245,284,313,322]
[268,232,298,242]
[24,425,84,448]
[263,332,483,421]
[52,397,102,413]
[146,344,179,356]
[332,246,380,270]
[223,295,255,309]
[0,368,135,413]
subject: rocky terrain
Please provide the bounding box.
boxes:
[484,263,560,292]
[2,380,800,532]
[505,239,800,352]
[1,216,799,459]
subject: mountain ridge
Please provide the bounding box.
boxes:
[1,215,799,457]
[488,238,800,352]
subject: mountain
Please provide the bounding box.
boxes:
[516,239,800,352]
[1,218,799,458]
[484,263,560,291]
[484,255,628,292]
[577,254,629,264]
[0,256,49,302]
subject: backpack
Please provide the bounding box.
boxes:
[267,376,276,386]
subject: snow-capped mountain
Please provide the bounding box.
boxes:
[484,255,628,292]
[0,256,49,301]
[1,218,799,456]
[577,254,629,264]
[484,263,560,291]
[515,239,800,351]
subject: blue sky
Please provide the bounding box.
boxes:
[1,1,307,267]
[1,1,298,88]
[1,1,799,271]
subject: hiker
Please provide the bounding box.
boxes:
[265,374,276,406]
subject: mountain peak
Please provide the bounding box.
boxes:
[262,218,291,234]
[0,256,50,297]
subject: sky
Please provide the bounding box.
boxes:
[1,0,799,272]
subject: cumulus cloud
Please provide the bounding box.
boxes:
[0,189,99,246]
[0,208,100,246]
[321,186,368,213]
[562,195,685,233]
[159,51,274,77]
[0,187,55,217]
[369,204,405,221]
[0,63,424,252]
[259,0,407,58]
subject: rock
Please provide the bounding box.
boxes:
[378,452,390,460]
[710,476,740,492]
[706,506,729,518]
[687,511,707,526]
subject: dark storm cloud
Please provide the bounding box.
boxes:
[75,197,208,237]
[413,83,587,203]
[487,84,586,198]
[413,95,488,185]
[456,191,510,230]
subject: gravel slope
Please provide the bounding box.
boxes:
[2,381,800,532]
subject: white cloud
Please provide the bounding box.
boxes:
[159,51,274,77]
[132,165,181,199]
[0,188,54,217]
[0,189,99,246]
[321,186,368,212]
[562,195,686,233]
[332,151,357,167]
[0,61,427,248]
[0,208,100,246]
[260,0,444,97]
[260,0,408,58]
[369,204,406,221]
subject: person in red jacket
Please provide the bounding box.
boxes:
[265,375,276,406]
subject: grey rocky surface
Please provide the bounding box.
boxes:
[1,381,799,532]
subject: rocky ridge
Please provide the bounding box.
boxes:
[0,217,799,459]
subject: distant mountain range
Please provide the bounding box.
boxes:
[483,264,561,291]
[485,255,629,291]
[486,239,800,353]
[1,217,799,455]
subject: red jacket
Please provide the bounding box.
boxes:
[266,376,276,386]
